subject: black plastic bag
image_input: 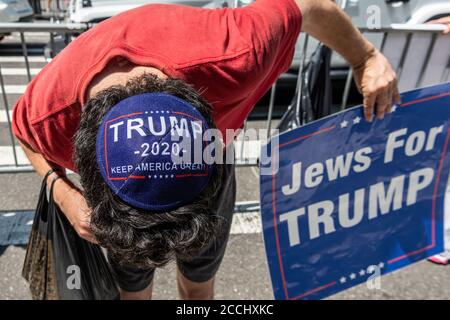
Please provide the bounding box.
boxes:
[278,43,333,132]
[22,174,119,300]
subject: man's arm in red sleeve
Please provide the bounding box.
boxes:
[12,98,98,243]
[295,0,400,121]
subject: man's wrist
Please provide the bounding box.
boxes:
[45,170,64,187]
[350,40,377,70]
[51,176,77,210]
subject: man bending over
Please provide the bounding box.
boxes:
[13,0,399,299]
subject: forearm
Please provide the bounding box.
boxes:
[18,140,96,242]
[296,0,376,68]
[18,140,78,210]
[19,140,57,177]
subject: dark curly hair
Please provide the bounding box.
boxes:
[74,73,224,269]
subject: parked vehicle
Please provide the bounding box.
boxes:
[294,0,450,69]
[0,0,33,22]
[63,0,450,117]
[66,0,450,73]
[0,0,34,40]
[68,0,218,23]
[286,0,450,117]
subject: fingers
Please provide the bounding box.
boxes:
[427,17,450,25]
[393,81,401,105]
[80,230,98,244]
[363,79,390,121]
[364,75,399,121]
[427,17,450,34]
[77,221,98,244]
[385,83,394,114]
[363,91,376,122]
[375,84,389,119]
[427,18,445,24]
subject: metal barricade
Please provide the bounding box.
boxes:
[0,22,89,173]
[231,24,449,212]
[0,22,448,178]
[235,24,450,168]
[340,24,450,110]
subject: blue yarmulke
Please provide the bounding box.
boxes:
[95,93,215,211]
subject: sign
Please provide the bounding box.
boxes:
[260,83,450,300]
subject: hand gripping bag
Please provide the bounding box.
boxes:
[22,172,119,300]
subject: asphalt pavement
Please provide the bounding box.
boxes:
[1,170,450,300]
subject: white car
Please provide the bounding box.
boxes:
[345,0,450,27]
[68,0,450,25]
[293,0,450,68]
[0,0,33,22]
[0,0,34,40]
[68,0,219,23]
[67,0,450,67]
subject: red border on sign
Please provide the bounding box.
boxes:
[271,92,450,300]
[387,127,450,264]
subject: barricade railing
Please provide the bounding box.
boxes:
[236,24,449,168]
[340,24,450,110]
[0,23,448,178]
[0,22,89,173]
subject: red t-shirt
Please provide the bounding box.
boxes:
[12,0,302,171]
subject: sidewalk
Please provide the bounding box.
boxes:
[1,171,450,300]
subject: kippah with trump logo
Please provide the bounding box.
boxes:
[95,93,214,211]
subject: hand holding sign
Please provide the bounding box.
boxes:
[260,83,450,300]
[353,49,401,121]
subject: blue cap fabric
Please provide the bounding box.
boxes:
[95,93,214,211]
